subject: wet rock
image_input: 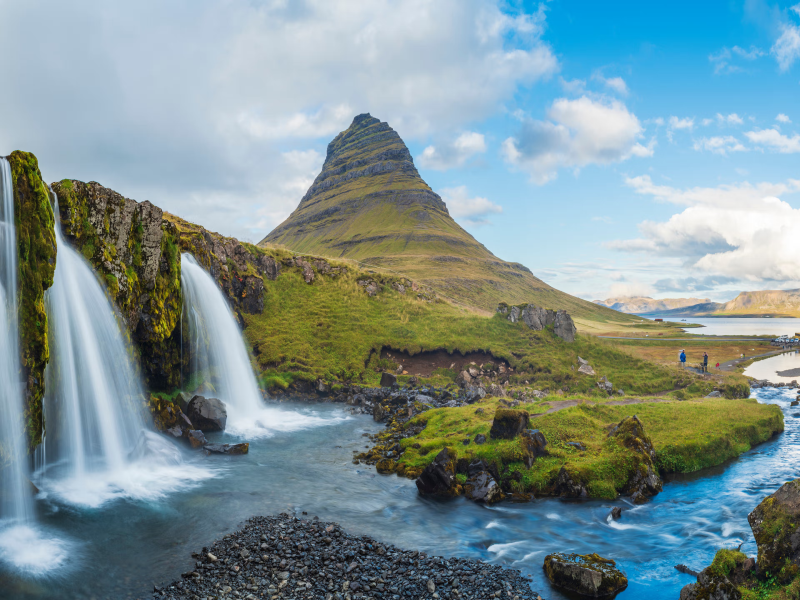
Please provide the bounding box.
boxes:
[315,379,331,395]
[203,442,249,455]
[379,372,397,388]
[748,477,800,582]
[415,448,457,496]
[554,467,588,498]
[187,430,207,449]
[376,458,397,474]
[186,395,227,432]
[464,471,504,504]
[490,408,530,440]
[543,552,627,597]
[610,507,623,520]
[679,569,741,600]
[521,429,548,468]
[175,391,192,414]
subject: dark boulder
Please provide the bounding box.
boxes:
[554,466,587,498]
[610,507,623,520]
[315,379,331,395]
[464,471,504,504]
[543,552,628,597]
[521,429,548,468]
[187,430,207,449]
[380,372,397,388]
[203,443,249,455]
[609,415,663,500]
[489,409,530,440]
[187,395,228,432]
[679,569,741,600]
[474,434,486,445]
[415,448,457,496]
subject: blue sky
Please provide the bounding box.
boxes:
[1,0,799,302]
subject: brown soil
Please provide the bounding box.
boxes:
[378,347,509,377]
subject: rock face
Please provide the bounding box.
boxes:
[51,179,183,389]
[380,372,398,388]
[489,408,530,439]
[415,448,457,496]
[554,466,588,498]
[8,151,57,448]
[679,569,741,600]
[608,415,663,502]
[497,303,577,342]
[521,429,548,468]
[543,552,628,597]
[748,478,800,582]
[186,395,228,432]
[464,471,504,504]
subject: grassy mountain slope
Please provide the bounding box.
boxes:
[260,113,637,325]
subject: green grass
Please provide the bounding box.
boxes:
[392,396,783,498]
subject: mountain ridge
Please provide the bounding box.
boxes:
[606,290,800,318]
[261,113,635,324]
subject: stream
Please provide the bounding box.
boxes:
[0,383,794,600]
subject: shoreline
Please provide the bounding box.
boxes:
[152,513,542,600]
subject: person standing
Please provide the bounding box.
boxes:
[680,349,686,368]
[703,351,709,373]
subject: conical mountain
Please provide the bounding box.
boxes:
[261,114,632,324]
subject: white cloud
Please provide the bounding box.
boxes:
[669,116,695,130]
[692,135,747,155]
[440,185,502,226]
[0,0,558,242]
[559,77,586,94]
[609,176,800,281]
[716,112,744,125]
[772,14,800,71]
[417,131,487,170]
[745,128,800,152]
[709,45,766,74]
[701,118,714,126]
[777,113,792,123]
[591,71,628,95]
[502,95,651,184]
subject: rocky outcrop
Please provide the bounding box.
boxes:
[203,442,249,455]
[521,428,548,468]
[51,179,182,389]
[543,552,628,597]
[415,448,458,496]
[679,568,742,600]
[608,415,662,502]
[497,302,577,342]
[186,395,227,432]
[489,408,530,439]
[464,460,504,504]
[8,151,57,448]
[553,466,588,498]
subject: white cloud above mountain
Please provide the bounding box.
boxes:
[502,96,652,184]
[609,176,800,281]
[417,132,487,170]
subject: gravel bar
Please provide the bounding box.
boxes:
[152,513,543,600]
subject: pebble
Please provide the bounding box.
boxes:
[152,513,540,600]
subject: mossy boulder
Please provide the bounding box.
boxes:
[608,415,663,501]
[748,478,800,583]
[8,151,57,449]
[489,408,530,440]
[543,552,628,597]
[415,447,459,496]
[679,568,741,600]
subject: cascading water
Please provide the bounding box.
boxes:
[0,158,31,525]
[181,253,334,436]
[37,195,212,508]
[0,158,67,574]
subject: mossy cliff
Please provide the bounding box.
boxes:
[50,179,182,389]
[7,151,57,447]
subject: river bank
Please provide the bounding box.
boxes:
[154,513,541,600]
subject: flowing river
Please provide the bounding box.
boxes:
[0,382,794,599]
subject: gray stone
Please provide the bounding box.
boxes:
[186,395,228,432]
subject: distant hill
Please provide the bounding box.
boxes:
[594,296,710,314]
[634,290,800,318]
[261,113,635,325]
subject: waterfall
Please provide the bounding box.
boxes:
[0,158,32,525]
[37,194,212,508]
[181,253,333,436]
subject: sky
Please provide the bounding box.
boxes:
[1,0,799,303]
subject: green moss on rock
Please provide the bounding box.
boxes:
[8,151,57,449]
[543,552,628,597]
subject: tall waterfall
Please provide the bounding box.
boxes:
[38,195,212,508]
[0,158,32,525]
[181,254,331,436]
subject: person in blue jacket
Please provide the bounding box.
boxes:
[679,349,686,367]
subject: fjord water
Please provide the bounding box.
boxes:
[0,159,33,525]
[181,253,331,436]
[36,195,213,509]
[0,387,791,599]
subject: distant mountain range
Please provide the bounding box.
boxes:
[596,291,800,317]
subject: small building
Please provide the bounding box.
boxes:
[654,318,663,322]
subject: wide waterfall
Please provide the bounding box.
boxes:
[181,253,331,436]
[0,158,31,525]
[37,195,212,508]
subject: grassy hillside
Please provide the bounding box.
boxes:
[260,113,639,324]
